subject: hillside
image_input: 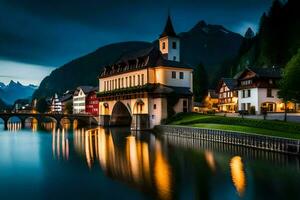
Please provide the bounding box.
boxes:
[0,81,37,105]
[34,21,243,99]
[233,0,300,74]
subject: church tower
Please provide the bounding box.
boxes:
[159,14,180,62]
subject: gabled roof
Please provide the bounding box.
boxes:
[217,78,237,91]
[236,67,282,80]
[74,86,97,96]
[160,15,178,38]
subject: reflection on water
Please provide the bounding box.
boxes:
[1,122,300,200]
[72,127,172,199]
[52,128,69,160]
[230,156,246,197]
[7,122,22,132]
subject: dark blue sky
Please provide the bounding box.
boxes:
[0,0,273,84]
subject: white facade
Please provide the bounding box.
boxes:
[238,88,283,114]
[73,89,86,114]
[99,67,193,93]
[50,93,62,113]
[159,36,180,62]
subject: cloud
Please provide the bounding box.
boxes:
[0,0,274,69]
[0,59,54,85]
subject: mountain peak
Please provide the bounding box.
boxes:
[245,27,255,39]
[0,82,5,88]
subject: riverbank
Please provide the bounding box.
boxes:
[167,113,300,140]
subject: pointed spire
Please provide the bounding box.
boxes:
[160,14,177,38]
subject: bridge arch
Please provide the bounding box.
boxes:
[110,101,132,126]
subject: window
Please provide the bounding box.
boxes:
[125,77,128,87]
[173,56,176,61]
[129,76,132,87]
[162,42,166,50]
[180,72,184,79]
[133,75,135,86]
[138,75,140,86]
[242,90,245,98]
[153,104,156,109]
[115,79,117,89]
[247,90,251,97]
[267,88,273,97]
[241,103,246,110]
[121,78,124,88]
[172,71,176,79]
[172,41,177,49]
[141,74,144,85]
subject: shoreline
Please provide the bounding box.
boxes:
[155,125,300,156]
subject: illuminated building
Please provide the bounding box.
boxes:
[98,15,193,130]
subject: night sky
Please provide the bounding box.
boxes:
[0,0,273,85]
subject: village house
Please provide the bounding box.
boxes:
[85,87,99,116]
[236,67,284,114]
[216,78,238,112]
[73,86,98,115]
[60,90,74,114]
[50,93,62,113]
[193,90,219,113]
[97,15,193,130]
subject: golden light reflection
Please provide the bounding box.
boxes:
[154,140,172,200]
[7,122,22,132]
[205,151,216,172]
[52,128,69,160]
[230,156,246,197]
[72,127,172,199]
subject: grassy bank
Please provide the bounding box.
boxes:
[167,113,300,139]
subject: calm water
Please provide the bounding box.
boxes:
[0,121,300,200]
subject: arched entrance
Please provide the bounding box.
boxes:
[110,101,132,126]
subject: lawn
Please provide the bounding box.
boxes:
[167,113,300,140]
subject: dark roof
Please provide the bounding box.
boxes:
[249,67,282,78]
[235,67,282,80]
[75,86,97,95]
[100,46,192,77]
[160,15,178,38]
[153,85,192,96]
[221,78,237,90]
[60,93,73,102]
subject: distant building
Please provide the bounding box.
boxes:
[193,90,219,113]
[73,86,96,114]
[13,99,33,113]
[216,78,238,112]
[85,87,99,116]
[98,15,193,130]
[50,93,62,113]
[60,90,74,114]
[236,67,284,114]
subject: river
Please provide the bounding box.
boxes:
[0,121,299,200]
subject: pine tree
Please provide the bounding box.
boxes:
[193,63,208,102]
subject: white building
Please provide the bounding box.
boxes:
[98,15,193,130]
[236,67,283,114]
[73,86,94,114]
[50,93,62,113]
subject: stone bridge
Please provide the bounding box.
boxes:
[0,113,99,130]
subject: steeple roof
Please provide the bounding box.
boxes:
[160,15,178,38]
